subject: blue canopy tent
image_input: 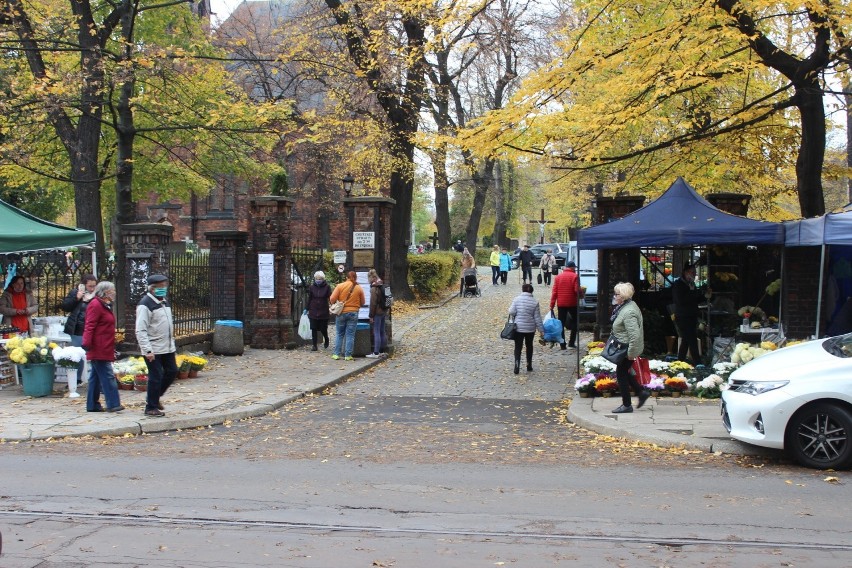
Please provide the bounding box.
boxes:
[784,211,852,336]
[577,177,785,249]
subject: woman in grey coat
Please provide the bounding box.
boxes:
[508,283,544,375]
[609,281,649,413]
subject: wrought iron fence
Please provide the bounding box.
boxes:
[168,251,218,338]
[290,244,325,326]
[0,251,114,317]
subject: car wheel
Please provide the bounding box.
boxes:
[511,260,518,270]
[786,403,852,470]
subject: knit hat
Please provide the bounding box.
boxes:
[314,271,325,280]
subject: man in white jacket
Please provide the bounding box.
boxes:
[136,274,176,417]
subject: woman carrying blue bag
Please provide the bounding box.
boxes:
[508,283,544,375]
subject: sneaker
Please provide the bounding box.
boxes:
[311,346,318,351]
[344,356,354,361]
[365,353,380,358]
[331,354,340,360]
[144,408,165,417]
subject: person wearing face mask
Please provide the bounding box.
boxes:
[672,263,710,364]
[136,274,176,417]
[82,281,122,412]
[307,271,332,351]
[62,274,97,385]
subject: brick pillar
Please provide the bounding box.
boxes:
[343,196,396,353]
[593,196,645,339]
[707,193,751,216]
[247,197,294,349]
[206,231,248,322]
[120,223,174,347]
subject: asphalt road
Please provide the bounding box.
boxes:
[1,277,850,566]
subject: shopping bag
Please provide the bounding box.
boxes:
[542,310,563,342]
[632,356,651,385]
[298,310,312,340]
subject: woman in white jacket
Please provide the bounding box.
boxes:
[508,283,544,375]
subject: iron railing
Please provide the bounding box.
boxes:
[168,251,217,338]
[289,244,325,327]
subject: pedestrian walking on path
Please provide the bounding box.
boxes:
[83,281,122,413]
[550,261,579,349]
[609,281,649,414]
[307,271,331,351]
[136,274,177,417]
[489,245,501,285]
[508,283,544,375]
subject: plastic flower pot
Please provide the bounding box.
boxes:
[20,363,56,397]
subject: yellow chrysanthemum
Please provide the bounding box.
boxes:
[22,341,36,354]
[9,348,26,364]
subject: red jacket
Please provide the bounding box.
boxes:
[82,297,116,361]
[550,269,579,309]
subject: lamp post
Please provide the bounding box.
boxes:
[342,174,355,197]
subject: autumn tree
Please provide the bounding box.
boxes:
[461,0,848,218]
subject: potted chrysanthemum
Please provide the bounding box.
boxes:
[5,336,58,397]
[52,345,86,398]
[575,374,597,398]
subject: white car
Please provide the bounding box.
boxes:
[721,332,852,469]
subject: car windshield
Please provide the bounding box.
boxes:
[822,333,852,358]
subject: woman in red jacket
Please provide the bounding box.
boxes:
[82,281,123,412]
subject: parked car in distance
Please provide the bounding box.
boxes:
[721,333,852,469]
[511,243,570,270]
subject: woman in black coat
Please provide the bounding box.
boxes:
[61,274,97,384]
[307,271,332,351]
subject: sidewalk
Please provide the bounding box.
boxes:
[0,280,766,458]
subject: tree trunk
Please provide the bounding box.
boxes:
[795,83,826,218]
[430,144,452,250]
[492,160,507,247]
[388,146,415,301]
[464,157,495,255]
[845,82,852,205]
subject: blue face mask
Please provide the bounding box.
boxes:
[315,279,324,286]
[153,287,168,298]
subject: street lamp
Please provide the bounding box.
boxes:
[342,174,355,197]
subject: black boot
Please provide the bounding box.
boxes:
[514,360,520,375]
[527,362,533,372]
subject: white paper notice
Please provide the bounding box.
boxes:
[258,253,275,299]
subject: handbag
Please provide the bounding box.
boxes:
[602,334,628,363]
[329,283,355,316]
[500,315,517,340]
[537,273,543,284]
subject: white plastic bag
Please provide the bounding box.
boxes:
[298,310,311,340]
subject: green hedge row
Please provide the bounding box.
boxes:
[408,251,461,296]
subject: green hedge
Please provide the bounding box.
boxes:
[408,251,460,296]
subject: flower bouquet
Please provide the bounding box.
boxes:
[117,374,135,390]
[5,336,58,365]
[693,374,727,399]
[594,377,618,397]
[647,375,667,396]
[52,345,86,368]
[664,377,688,396]
[575,373,597,397]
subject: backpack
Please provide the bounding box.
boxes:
[382,285,393,308]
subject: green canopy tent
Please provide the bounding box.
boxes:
[0,199,96,254]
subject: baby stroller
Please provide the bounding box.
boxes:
[460,268,481,297]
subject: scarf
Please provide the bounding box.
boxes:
[610,299,630,323]
[10,291,29,332]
